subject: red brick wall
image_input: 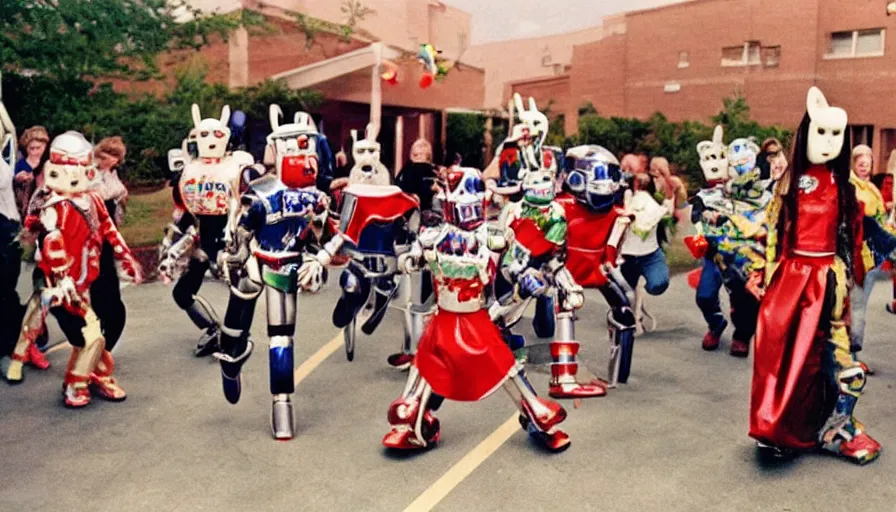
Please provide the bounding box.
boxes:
[568,35,626,133]
[508,76,570,128]
[247,18,368,85]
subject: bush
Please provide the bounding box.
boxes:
[3,66,321,185]
[567,95,791,191]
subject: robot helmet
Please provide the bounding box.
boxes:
[266,105,319,188]
[727,137,760,179]
[43,131,95,195]
[442,166,486,231]
[189,104,231,160]
[564,145,622,211]
[697,125,729,186]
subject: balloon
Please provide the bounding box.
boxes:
[419,73,434,89]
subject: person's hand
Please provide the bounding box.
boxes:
[330,177,350,190]
[14,172,32,184]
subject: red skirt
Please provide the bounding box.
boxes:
[415,309,516,402]
[749,256,833,450]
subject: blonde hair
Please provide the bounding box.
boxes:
[851,144,872,167]
[19,126,49,150]
[95,136,127,163]
[650,156,671,174]
[410,139,433,164]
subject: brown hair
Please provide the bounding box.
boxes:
[19,126,50,150]
[95,136,127,164]
[761,137,782,154]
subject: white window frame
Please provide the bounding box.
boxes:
[824,29,886,60]
[721,42,761,67]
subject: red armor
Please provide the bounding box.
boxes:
[556,192,626,287]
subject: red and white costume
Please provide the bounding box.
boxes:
[26,132,142,407]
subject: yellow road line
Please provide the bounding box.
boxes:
[293,331,343,385]
[403,413,520,512]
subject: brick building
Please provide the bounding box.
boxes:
[511,0,896,172]
[117,0,485,171]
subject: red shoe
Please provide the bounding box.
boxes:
[729,339,750,358]
[386,352,413,371]
[382,411,440,450]
[25,342,50,370]
[702,331,720,351]
[549,380,607,398]
[857,360,875,376]
[522,397,568,432]
[63,382,91,408]
[836,432,882,465]
[539,429,571,453]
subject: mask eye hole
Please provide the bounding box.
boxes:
[818,128,826,135]
[214,130,225,138]
[200,131,209,137]
[833,129,841,136]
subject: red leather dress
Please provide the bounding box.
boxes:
[749,165,858,449]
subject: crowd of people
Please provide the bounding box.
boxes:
[1,85,894,465]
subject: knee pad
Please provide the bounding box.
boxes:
[838,366,866,397]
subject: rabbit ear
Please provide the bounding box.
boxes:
[513,93,525,116]
[365,122,378,142]
[528,97,538,112]
[219,105,231,125]
[191,104,202,128]
[269,104,283,131]
[806,86,828,119]
[351,129,359,146]
[712,125,724,145]
[697,141,713,155]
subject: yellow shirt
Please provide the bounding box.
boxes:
[850,171,888,272]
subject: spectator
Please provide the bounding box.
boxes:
[396,139,439,212]
[0,142,27,380]
[90,136,131,352]
[620,172,672,296]
[13,126,49,217]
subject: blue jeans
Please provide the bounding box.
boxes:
[621,248,670,296]
[695,257,725,332]
[849,266,889,352]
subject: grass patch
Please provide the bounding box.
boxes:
[120,188,173,248]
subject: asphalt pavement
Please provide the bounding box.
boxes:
[2,265,896,512]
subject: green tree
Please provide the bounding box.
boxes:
[0,0,260,82]
[446,113,485,168]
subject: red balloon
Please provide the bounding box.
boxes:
[419,73,434,89]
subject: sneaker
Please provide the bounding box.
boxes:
[729,339,750,358]
[702,319,728,351]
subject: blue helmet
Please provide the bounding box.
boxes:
[564,145,623,211]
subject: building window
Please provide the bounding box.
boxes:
[825,29,886,59]
[721,41,761,67]
[762,46,781,67]
[678,51,689,68]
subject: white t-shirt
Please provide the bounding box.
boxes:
[621,191,673,257]
[0,159,21,222]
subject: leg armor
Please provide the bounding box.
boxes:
[382,365,441,450]
[89,350,126,401]
[532,293,556,338]
[600,270,636,388]
[173,257,221,356]
[504,364,570,453]
[266,286,298,440]
[61,308,105,408]
[549,312,607,398]
[819,263,880,464]
[4,292,50,384]
[389,270,435,370]
[214,258,262,404]
[333,264,368,328]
